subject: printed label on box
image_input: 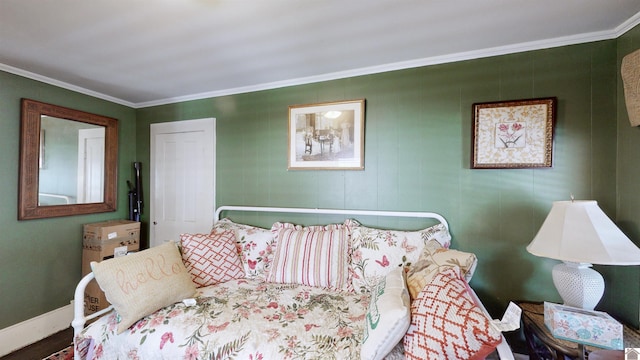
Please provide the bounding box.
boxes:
[114,246,128,258]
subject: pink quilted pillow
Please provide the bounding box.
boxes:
[180,230,245,287]
[403,267,502,360]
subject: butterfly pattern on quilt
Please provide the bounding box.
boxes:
[375,255,390,267]
[77,279,368,360]
[345,218,452,294]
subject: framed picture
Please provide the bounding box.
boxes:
[288,99,365,170]
[471,97,556,169]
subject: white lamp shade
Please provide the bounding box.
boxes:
[527,200,640,265]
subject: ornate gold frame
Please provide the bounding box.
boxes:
[472,97,556,169]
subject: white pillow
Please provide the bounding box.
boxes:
[361,267,411,360]
[91,241,196,334]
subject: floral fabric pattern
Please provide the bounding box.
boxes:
[406,239,477,300]
[76,278,369,360]
[212,218,276,281]
[475,103,551,165]
[345,219,452,294]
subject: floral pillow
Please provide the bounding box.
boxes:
[345,219,451,294]
[406,239,477,300]
[267,222,351,291]
[361,266,411,360]
[212,218,276,281]
[180,229,245,287]
[404,267,502,360]
[270,221,346,233]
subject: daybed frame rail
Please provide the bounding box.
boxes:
[72,272,109,335]
[215,205,449,229]
[73,206,514,360]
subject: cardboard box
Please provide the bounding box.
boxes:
[82,220,140,315]
[84,281,108,315]
[544,302,623,350]
[83,219,141,243]
[81,236,140,275]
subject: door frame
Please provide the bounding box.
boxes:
[149,118,216,248]
[77,127,105,203]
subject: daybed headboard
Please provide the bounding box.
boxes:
[214,205,449,230]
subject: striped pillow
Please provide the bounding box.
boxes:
[266,226,351,291]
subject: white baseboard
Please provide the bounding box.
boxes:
[0,301,74,357]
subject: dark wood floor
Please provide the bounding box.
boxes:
[0,327,73,360]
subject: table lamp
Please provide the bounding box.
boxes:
[527,199,640,310]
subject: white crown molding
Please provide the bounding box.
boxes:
[0,63,135,108]
[137,28,620,108]
[615,11,640,36]
[3,16,640,109]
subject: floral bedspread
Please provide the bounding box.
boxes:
[76,278,372,360]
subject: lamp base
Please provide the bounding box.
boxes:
[552,261,604,310]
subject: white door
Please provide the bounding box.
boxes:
[77,127,105,203]
[150,118,215,248]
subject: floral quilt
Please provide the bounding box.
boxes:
[75,278,371,360]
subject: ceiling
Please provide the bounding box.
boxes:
[2,1,640,108]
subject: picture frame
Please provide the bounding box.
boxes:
[288,99,365,170]
[471,97,556,169]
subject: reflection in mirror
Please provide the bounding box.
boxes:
[19,99,118,220]
[39,116,105,206]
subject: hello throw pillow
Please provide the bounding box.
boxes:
[91,241,197,334]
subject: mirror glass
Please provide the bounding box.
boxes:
[19,99,118,220]
[39,116,105,206]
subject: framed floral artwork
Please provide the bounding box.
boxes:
[471,97,556,169]
[288,99,365,170]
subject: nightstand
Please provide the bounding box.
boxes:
[517,301,640,360]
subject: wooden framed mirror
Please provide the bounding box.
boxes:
[18,99,118,220]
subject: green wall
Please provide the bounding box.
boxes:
[613,25,640,327]
[0,71,136,329]
[136,40,625,327]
